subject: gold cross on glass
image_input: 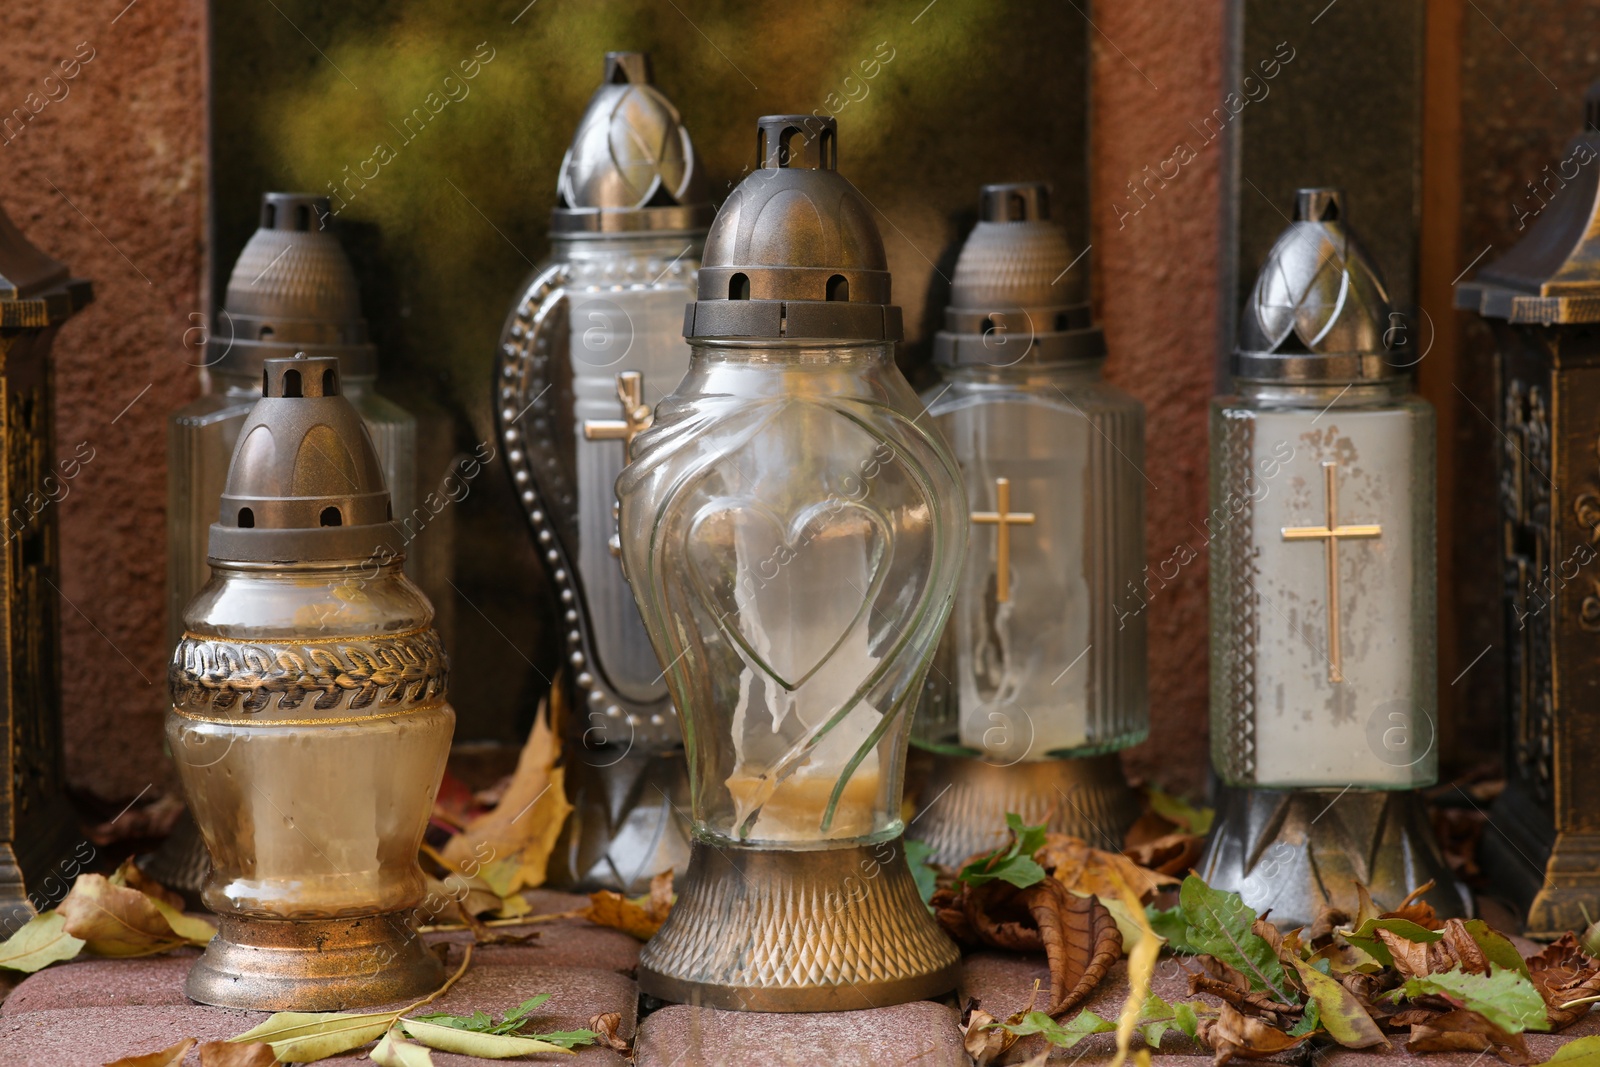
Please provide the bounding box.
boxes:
[582,371,653,450]
[1280,459,1381,684]
[971,476,1035,604]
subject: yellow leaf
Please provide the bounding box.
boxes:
[1104,868,1158,1067]
[197,1041,277,1066]
[441,702,572,895]
[108,858,187,912]
[398,1019,573,1058]
[582,869,674,941]
[231,1010,400,1063]
[101,1037,197,1067]
[59,874,188,957]
[370,1029,436,1067]
[0,911,85,972]
[149,895,217,947]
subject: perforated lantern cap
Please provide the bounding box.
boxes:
[684,115,902,343]
[935,181,1104,367]
[552,52,714,235]
[209,354,399,564]
[1235,187,1397,384]
[210,193,376,378]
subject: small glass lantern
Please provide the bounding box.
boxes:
[495,51,711,893]
[169,354,453,1010]
[1199,188,1459,926]
[911,182,1145,862]
[617,116,965,1011]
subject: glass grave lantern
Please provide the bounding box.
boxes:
[1198,188,1462,927]
[617,115,965,1010]
[911,182,1146,864]
[1456,82,1600,937]
[169,354,453,1010]
[495,51,711,893]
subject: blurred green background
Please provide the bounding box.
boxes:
[211,0,1090,741]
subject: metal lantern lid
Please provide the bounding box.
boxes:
[1456,83,1600,325]
[934,181,1104,367]
[1235,187,1397,384]
[209,354,397,564]
[0,201,92,328]
[210,193,376,378]
[685,115,902,342]
[552,51,714,236]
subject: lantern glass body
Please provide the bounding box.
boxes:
[914,359,1146,761]
[616,339,966,847]
[167,559,452,919]
[168,371,415,648]
[1209,379,1436,790]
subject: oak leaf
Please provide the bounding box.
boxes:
[100,1037,197,1067]
[582,869,674,941]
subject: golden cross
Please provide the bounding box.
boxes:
[971,477,1035,604]
[581,371,653,450]
[1280,459,1382,684]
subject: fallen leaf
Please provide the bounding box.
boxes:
[588,1013,629,1053]
[1379,881,1443,931]
[0,910,85,972]
[399,1018,574,1057]
[1307,903,1351,942]
[961,1003,1015,1066]
[58,874,208,957]
[1105,867,1159,1067]
[1526,933,1600,1029]
[110,858,187,913]
[1187,964,1301,1028]
[1379,926,1448,979]
[196,1041,276,1066]
[1123,832,1204,878]
[440,700,572,894]
[582,868,674,941]
[1040,833,1178,904]
[371,1029,437,1067]
[903,838,939,904]
[1286,954,1389,1048]
[1464,919,1531,979]
[89,793,185,847]
[956,814,1048,890]
[101,1037,197,1067]
[1548,1034,1600,1066]
[1195,1002,1307,1065]
[1396,966,1549,1035]
[1177,876,1297,1005]
[1406,1007,1531,1064]
[1147,787,1214,835]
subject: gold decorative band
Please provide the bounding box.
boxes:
[169,628,448,719]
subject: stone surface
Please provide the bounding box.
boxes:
[0,1005,264,1067]
[634,1001,968,1067]
[0,953,197,1015]
[426,920,643,974]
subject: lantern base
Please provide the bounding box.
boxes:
[637,837,960,1012]
[909,751,1139,866]
[1197,784,1470,930]
[186,912,445,1011]
[548,747,693,895]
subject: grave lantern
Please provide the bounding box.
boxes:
[494,51,711,893]
[1455,83,1600,937]
[617,115,965,1010]
[1199,188,1463,927]
[169,354,453,1009]
[911,182,1146,863]
[0,200,91,931]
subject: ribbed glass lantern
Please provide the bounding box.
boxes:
[616,116,965,1011]
[911,182,1146,862]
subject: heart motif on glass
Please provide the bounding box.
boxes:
[685,497,892,693]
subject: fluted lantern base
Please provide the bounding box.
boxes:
[187,913,444,1011]
[910,752,1139,866]
[1197,785,1470,930]
[549,748,693,895]
[638,838,960,1012]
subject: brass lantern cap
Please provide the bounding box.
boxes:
[0,200,92,329]
[685,115,903,342]
[210,192,376,378]
[935,181,1105,367]
[209,354,400,564]
[552,51,714,235]
[1456,83,1600,325]
[1235,187,1398,384]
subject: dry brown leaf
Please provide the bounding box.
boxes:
[1438,918,1490,974]
[960,1002,1015,1067]
[59,874,193,957]
[101,1037,198,1067]
[1123,832,1204,878]
[110,858,187,913]
[588,1012,630,1053]
[1377,927,1449,980]
[1307,903,1351,942]
[1195,1003,1307,1066]
[1406,1008,1532,1064]
[583,869,674,941]
[1197,954,1253,992]
[1526,932,1600,1030]
[1039,833,1177,903]
[440,700,572,894]
[1188,967,1301,1029]
[1025,877,1122,1015]
[89,793,186,847]
[198,1040,277,1067]
[931,885,978,945]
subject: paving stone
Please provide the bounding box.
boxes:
[420,963,637,1038]
[0,953,197,1016]
[0,1004,265,1067]
[634,1000,968,1067]
[424,915,642,974]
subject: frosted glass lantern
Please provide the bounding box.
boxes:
[169,355,453,1010]
[911,182,1145,862]
[1200,188,1460,928]
[617,116,965,1011]
[495,51,710,893]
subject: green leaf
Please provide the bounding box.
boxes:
[1287,955,1387,1048]
[409,994,580,1039]
[1548,1034,1600,1066]
[526,1030,600,1050]
[231,1008,401,1061]
[1463,919,1531,980]
[371,1029,436,1067]
[1148,787,1214,834]
[1177,875,1296,1003]
[1141,1020,1172,1048]
[399,1018,575,1057]
[903,839,939,904]
[0,911,85,972]
[1287,998,1322,1038]
[1000,1009,1115,1049]
[955,814,1048,890]
[1147,906,1201,955]
[502,995,552,1024]
[1173,1001,1200,1039]
[1398,966,1550,1035]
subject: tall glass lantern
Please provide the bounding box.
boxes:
[911,182,1145,863]
[494,52,711,892]
[618,116,965,1011]
[1198,188,1461,927]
